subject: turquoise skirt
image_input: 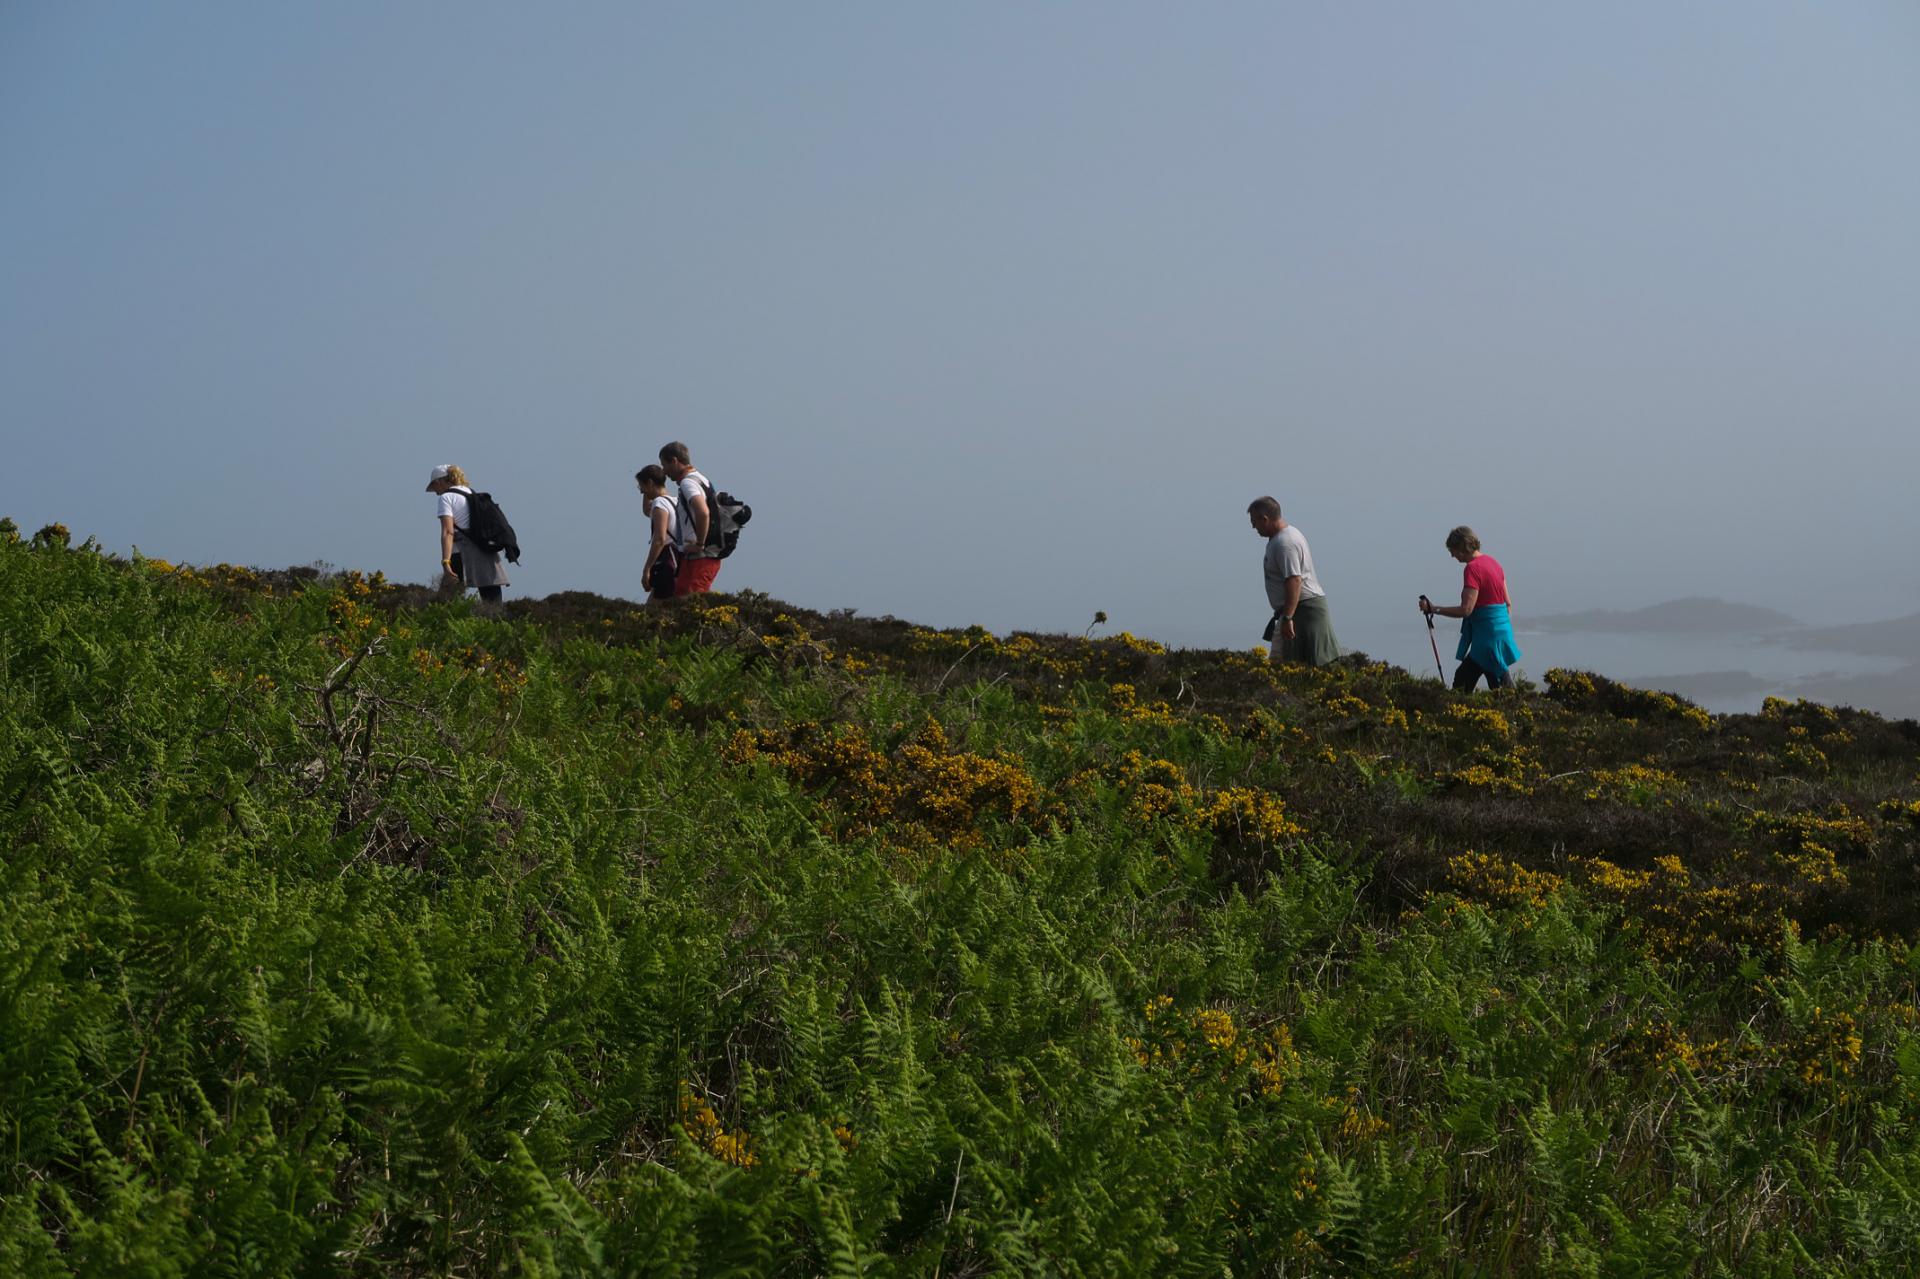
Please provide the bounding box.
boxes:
[1456,603,1522,676]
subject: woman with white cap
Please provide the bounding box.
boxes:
[425,464,509,604]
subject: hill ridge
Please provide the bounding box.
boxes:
[7,527,1920,1274]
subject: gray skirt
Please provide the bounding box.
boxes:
[453,532,510,588]
[1273,594,1338,667]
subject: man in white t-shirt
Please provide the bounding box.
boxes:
[658,440,721,596]
[1248,495,1338,667]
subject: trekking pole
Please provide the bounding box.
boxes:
[1419,596,1446,683]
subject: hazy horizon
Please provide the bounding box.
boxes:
[6,3,1917,650]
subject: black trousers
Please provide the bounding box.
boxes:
[1453,655,1511,692]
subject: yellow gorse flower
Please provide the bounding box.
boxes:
[679,1085,757,1168]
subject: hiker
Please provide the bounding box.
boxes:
[635,464,680,602]
[426,464,509,604]
[658,441,721,596]
[1420,525,1521,691]
[1248,496,1338,667]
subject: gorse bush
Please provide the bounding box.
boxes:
[5,533,1920,1275]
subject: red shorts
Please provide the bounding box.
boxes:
[674,557,721,596]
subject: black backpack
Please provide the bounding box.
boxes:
[695,482,752,559]
[461,490,521,563]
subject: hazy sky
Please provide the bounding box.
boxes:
[5,2,1916,653]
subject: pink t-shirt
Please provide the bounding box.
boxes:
[1462,554,1509,607]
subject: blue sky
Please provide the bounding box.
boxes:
[4,2,1916,654]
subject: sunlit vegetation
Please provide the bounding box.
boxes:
[5,526,1920,1274]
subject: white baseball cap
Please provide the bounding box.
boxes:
[424,464,452,491]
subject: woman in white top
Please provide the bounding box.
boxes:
[424,464,509,603]
[635,464,680,601]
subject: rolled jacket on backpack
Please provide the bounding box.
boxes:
[1456,603,1521,678]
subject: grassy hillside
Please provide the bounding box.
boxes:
[6,520,1920,1276]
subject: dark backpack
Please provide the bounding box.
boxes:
[461,490,521,563]
[695,482,751,559]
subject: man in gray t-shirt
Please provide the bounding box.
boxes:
[1247,496,1339,667]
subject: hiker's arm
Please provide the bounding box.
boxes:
[686,491,710,549]
[439,515,456,574]
[1280,577,1302,639]
[1426,587,1479,620]
[643,507,670,585]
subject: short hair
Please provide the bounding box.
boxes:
[1247,496,1281,520]
[635,463,668,487]
[445,464,469,487]
[658,441,690,465]
[1446,525,1481,553]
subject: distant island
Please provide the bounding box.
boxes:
[1623,670,1776,701]
[1526,596,1799,635]
[1787,662,1920,722]
[1784,612,1920,660]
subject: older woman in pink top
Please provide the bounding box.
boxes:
[1420,525,1522,691]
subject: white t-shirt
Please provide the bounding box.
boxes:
[675,469,714,556]
[436,486,473,531]
[1264,524,1325,611]
[647,493,680,550]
